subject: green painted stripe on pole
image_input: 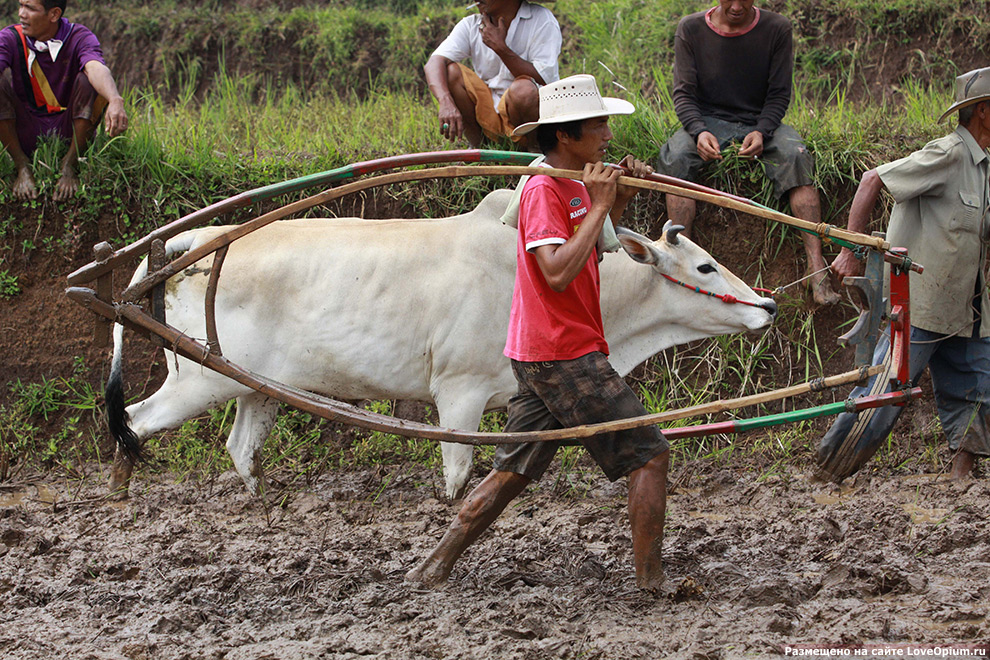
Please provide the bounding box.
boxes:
[243,150,540,205]
[733,401,848,432]
[478,150,540,163]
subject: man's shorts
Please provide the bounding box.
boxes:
[457,63,524,143]
[656,116,815,199]
[0,68,107,155]
[493,352,670,482]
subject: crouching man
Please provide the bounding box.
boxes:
[406,74,670,591]
[0,0,127,201]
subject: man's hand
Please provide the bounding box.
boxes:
[104,96,127,137]
[830,248,864,283]
[583,161,620,212]
[696,131,722,162]
[614,155,653,208]
[479,13,509,55]
[738,130,764,158]
[437,96,464,142]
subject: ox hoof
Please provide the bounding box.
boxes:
[444,481,470,502]
[106,481,130,501]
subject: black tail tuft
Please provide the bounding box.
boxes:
[105,367,143,465]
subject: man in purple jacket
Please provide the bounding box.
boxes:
[0,0,127,201]
[656,0,839,306]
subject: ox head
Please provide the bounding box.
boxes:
[614,222,777,335]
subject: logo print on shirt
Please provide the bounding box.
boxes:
[569,197,582,207]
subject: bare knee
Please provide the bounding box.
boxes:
[502,76,540,127]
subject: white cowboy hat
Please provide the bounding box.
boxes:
[512,74,635,136]
[938,66,990,122]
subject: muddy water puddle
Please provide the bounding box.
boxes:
[0,482,57,507]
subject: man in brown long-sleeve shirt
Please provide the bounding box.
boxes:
[656,0,839,305]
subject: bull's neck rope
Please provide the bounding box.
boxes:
[660,273,771,307]
[662,264,834,305]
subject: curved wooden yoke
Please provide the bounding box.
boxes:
[65,149,920,444]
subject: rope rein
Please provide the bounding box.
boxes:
[660,273,769,307]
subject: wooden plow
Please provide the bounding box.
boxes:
[66,149,924,449]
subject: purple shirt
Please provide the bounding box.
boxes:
[0,18,105,149]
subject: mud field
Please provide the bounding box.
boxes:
[1,459,988,659]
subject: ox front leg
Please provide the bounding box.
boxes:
[440,441,475,501]
[226,393,280,497]
[434,391,487,501]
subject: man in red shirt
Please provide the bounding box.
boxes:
[406,75,670,591]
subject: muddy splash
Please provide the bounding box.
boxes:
[1,462,987,659]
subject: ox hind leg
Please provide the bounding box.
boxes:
[433,389,489,501]
[108,370,250,497]
[225,392,280,496]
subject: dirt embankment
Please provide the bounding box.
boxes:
[1,464,988,659]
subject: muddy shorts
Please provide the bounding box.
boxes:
[0,68,107,155]
[819,326,990,480]
[656,117,815,199]
[493,352,669,482]
[457,63,526,144]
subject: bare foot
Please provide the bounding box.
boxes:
[13,166,37,200]
[405,558,453,588]
[54,167,79,202]
[636,565,665,593]
[811,271,841,306]
[949,450,976,480]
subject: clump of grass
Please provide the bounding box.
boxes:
[0,266,19,298]
[351,401,442,468]
[0,360,105,480]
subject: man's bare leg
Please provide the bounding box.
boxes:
[406,469,530,586]
[665,194,696,238]
[445,62,484,148]
[501,76,540,150]
[950,450,976,480]
[54,117,96,202]
[789,185,840,305]
[0,119,37,200]
[628,450,669,591]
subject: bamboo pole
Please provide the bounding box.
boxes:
[118,164,895,303]
[68,151,897,290]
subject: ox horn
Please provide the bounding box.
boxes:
[663,220,686,245]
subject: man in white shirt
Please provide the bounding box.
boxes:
[424,0,561,148]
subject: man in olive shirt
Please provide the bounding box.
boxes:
[819,67,990,481]
[656,0,839,305]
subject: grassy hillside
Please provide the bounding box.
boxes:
[0,0,986,483]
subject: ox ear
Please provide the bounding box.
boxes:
[615,226,667,268]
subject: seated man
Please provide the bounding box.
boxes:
[0,0,127,201]
[424,0,560,148]
[656,0,839,305]
[406,74,669,591]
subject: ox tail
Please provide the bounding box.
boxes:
[106,230,201,465]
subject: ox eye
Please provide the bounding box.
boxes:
[697,264,717,274]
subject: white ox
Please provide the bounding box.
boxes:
[106,189,776,499]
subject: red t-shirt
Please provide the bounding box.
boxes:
[504,175,609,361]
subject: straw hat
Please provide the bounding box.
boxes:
[939,66,990,122]
[512,74,635,136]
